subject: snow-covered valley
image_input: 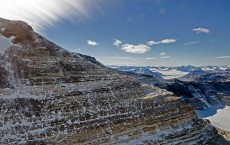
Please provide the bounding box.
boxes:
[196,105,230,131]
[149,67,189,79]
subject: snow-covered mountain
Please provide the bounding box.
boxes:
[180,71,230,82]
[0,18,220,144]
[113,65,230,80]
[111,66,163,77]
[201,66,230,72]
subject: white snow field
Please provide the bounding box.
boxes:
[150,67,189,80]
[196,105,230,131]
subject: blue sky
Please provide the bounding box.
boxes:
[0,0,230,66]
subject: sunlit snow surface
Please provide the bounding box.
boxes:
[150,68,189,80]
[196,105,230,131]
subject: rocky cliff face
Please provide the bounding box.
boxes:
[122,69,230,110]
[0,18,217,144]
[163,80,230,110]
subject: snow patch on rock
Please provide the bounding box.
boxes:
[0,34,13,53]
[1,28,5,31]
[0,89,45,100]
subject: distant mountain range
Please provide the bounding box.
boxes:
[111,65,230,80]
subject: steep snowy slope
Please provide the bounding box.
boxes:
[0,18,217,144]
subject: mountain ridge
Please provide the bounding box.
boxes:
[0,18,219,144]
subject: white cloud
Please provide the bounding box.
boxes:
[113,39,122,47]
[160,56,170,59]
[159,52,166,56]
[184,41,199,45]
[0,0,107,32]
[147,40,160,46]
[146,57,157,60]
[121,44,151,54]
[147,38,176,46]
[193,27,210,34]
[87,40,99,46]
[215,56,230,59]
[161,38,176,44]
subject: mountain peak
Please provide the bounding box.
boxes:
[0,18,35,45]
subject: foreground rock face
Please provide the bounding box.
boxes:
[0,18,216,144]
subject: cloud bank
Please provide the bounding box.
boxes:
[0,0,107,32]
